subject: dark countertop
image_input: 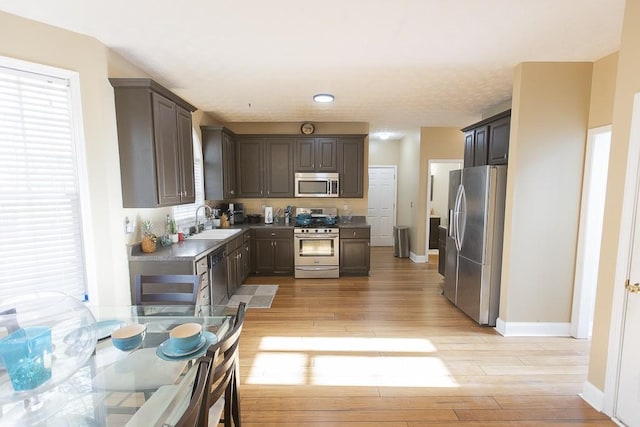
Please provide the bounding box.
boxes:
[128,216,370,262]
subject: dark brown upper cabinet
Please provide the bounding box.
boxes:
[110,78,197,208]
[462,110,511,168]
[235,137,294,198]
[201,126,237,200]
[294,137,337,172]
[337,136,365,198]
[487,116,511,165]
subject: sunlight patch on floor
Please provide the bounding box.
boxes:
[258,336,437,352]
[246,336,458,387]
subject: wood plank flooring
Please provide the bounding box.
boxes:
[239,247,612,426]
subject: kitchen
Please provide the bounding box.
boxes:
[0,1,638,425]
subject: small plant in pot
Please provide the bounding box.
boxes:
[168,218,179,243]
[141,219,157,253]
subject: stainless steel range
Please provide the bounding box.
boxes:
[294,207,339,278]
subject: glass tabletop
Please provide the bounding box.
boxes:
[0,305,233,426]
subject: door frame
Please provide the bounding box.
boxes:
[426,159,463,254]
[570,125,612,339]
[600,93,640,418]
[367,165,397,246]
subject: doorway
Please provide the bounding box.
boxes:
[426,160,462,254]
[571,126,611,339]
[367,166,397,246]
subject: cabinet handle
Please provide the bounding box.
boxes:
[230,189,235,195]
[271,232,276,236]
[352,231,356,237]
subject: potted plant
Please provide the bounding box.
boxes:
[168,218,179,243]
[141,219,157,253]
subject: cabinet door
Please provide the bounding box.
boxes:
[473,126,488,166]
[488,116,510,165]
[265,138,294,197]
[339,239,370,275]
[273,238,294,273]
[294,139,315,171]
[176,106,195,203]
[315,138,337,171]
[236,138,263,197]
[338,137,364,198]
[222,131,237,198]
[463,131,475,168]
[152,92,181,206]
[226,249,238,297]
[254,238,275,273]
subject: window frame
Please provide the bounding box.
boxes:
[0,55,96,302]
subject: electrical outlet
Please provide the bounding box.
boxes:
[124,216,134,234]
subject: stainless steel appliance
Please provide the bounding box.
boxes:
[294,207,339,278]
[295,172,339,198]
[208,247,228,306]
[444,165,507,326]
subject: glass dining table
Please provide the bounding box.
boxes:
[0,305,233,427]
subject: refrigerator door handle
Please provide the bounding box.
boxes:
[448,209,455,238]
[454,185,464,252]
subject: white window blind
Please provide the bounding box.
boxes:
[0,65,87,301]
[173,130,204,224]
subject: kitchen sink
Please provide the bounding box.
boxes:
[187,228,242,240]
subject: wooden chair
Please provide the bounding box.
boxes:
[199,302,246,427]
[134,274,200,305]
[174,348,218,427]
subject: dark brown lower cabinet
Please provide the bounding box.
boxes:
[339,227,370,276]
[252,229,294,275]
[228,230,252,297]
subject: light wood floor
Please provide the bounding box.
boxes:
[239,247,613,426]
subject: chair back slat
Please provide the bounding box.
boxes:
[134,274,200,305]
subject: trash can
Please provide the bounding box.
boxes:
[393,226,409,258]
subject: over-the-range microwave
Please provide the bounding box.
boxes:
[294,172,339,198]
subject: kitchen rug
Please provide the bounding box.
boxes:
[226,285,278,309]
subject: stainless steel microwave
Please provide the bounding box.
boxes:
[294,172,339,197]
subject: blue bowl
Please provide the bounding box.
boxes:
[111,324,146,351]
[169,323,203,352]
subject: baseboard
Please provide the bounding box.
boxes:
[580,380,604,412]
[495,318,571,336]
[410,252,427,263]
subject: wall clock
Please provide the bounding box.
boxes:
[300,123,315,135]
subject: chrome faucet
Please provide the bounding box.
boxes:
[194,205,212,232]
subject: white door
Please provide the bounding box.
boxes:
[615,96,640,426]
[367,166,396,246]
[616,206,640,425]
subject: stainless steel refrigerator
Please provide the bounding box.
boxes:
[443,165,507,326]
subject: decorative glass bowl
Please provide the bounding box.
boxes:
[0,292,97,423]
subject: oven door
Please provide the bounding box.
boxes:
[294,233,339,266]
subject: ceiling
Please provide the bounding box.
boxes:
[0,0,625,140]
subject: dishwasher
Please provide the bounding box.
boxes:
[209,248,228,306]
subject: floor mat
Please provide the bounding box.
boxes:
[226,284,278,309]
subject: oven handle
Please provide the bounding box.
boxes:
[294,234,339,240]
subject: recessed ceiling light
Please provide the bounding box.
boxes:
[313,93,334,103]
[379,132,390,140]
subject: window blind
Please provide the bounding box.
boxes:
[0,65,87,301]
[173,130,204,224]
